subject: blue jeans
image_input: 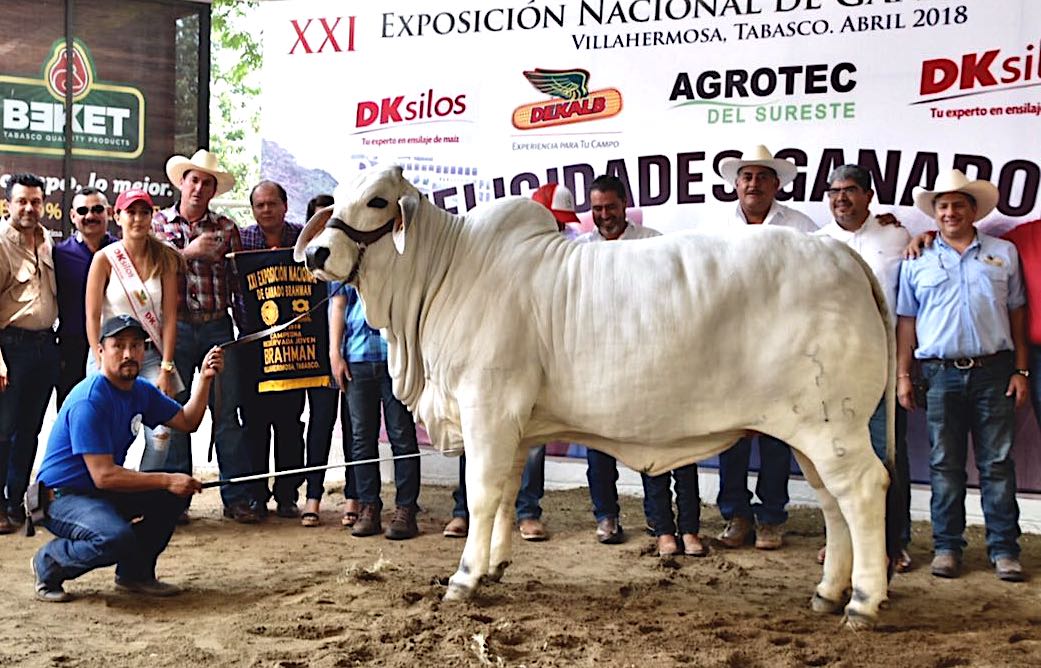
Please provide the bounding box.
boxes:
[922,357,1021,561]
[1028,346,1041,434]
[35,489,187,586]
[451,446,545,520]
[0,329,58,513]
[868,400,912,547]
[86,344,170,472]
[716,435,791,526]
[159,317,253,508]
[586,449,619,522]
[346,361,419,511]
[304,387,355,501]
[641,464,701,536]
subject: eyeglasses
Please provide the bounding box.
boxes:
[825,186,862,198]
[75,204,106,216]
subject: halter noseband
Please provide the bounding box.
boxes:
[326,216,396,284]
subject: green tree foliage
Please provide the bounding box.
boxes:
[211,0,261,202]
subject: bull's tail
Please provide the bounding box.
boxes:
[845,248,902,573]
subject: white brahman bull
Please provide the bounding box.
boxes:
[295,166,897,629]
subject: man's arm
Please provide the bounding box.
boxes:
[1007,306,1029,408]
[329,292,349,388]
[164,346,224,432]
[896,316,919,411]
[83,454,200,497]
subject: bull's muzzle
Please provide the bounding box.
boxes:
[305,245,330,271]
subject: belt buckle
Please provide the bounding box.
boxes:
[953,357,975,370]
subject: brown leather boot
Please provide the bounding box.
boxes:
[385,505,418,540]
[351,503,382,537]
[717,515,753,548]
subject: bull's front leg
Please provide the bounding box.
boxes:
[445,421,523,601]
[486,446,529,583]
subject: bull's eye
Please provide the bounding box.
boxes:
[367,197,389,209]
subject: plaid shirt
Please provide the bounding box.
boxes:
[238,220,304,251]
[332,281,387,363]
[152,206,244,326]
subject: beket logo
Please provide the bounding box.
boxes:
[289,16,356,54]
[354,89,467,130]
[512,68,622,130]
[46,42,93,101]
[918,40,1041,101]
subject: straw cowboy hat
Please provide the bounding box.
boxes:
[912,169,999,222]
[717,144,799,189]
[165,149,236,196]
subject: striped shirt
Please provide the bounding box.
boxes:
[331,281,387,363]
[152,206,243,324]
[238,221,303,251]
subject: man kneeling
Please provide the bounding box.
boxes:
[30,314,221,602]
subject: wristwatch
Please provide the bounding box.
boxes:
[1014,368,1030,378]
[160,360,176,373]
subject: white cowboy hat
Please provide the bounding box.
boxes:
[912,169,998,222]
[165,149,236,196]
[717,144,799,189]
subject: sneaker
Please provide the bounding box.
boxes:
[717,516,753,548]
[596,516,624,544]
[114,576,183,597]
[755,523,784,550]
[175,511,191,526]
[994,557,1025,582]
[351,503,382,537]
[518,518,548,542]
[30,555,71,603]
[442,516,468,538]
[222,503,260,524]
[7,504,26,525]
[0,510,13,535]
[385,506,419,540]
[931,553,961,579]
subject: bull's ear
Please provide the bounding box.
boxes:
[394,194,419,255]
[294,205,333,262]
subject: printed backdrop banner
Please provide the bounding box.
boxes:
[259,0,1041,489]
[233,249,330,393]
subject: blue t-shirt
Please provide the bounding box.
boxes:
[330,281,388,363]
[37,374,182,491]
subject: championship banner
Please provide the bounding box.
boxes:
[233,249,331,393]
[258,0,1041,489]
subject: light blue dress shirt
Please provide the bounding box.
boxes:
[897,232,1025,359]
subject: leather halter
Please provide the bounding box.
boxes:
[326,216,396,283]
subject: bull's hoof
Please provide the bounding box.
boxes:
[811,592,843,614]
[841,608,878,631]
[485,561,511,583]
[444,580,474,602]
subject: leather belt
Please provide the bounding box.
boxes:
[920,350,1012,370]
[179,310,228,325]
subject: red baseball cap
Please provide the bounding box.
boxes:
[531,183,579,224]
[114,188,155,212]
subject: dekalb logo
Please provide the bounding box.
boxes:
[512,68,622,130]
[355,89,467,130]
[919,40,1041,100]
[0,39,144,159]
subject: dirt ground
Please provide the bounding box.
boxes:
[2,483,1041,668]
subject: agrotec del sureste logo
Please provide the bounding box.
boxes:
[512,68,622,130]
[0,39,144,159]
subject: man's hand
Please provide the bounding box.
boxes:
[166,473,203,498]
[1007,374,1029,408]
[183,231,224,262]
[876,213,901,227]
[896,376,917,411]
[200,346,224,379]
[331,351,351,390]
[903,231,937,260]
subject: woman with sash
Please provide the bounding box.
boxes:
[85,188,185,471]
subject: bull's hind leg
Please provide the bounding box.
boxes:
[793,451,852,615]
[486,446,529,583]
[809,441,890,629]
[445,414,523,601]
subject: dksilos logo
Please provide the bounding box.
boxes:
[512,68,622,130]
[0,39,145,159]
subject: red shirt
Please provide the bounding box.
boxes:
[1003,219,1041,345]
